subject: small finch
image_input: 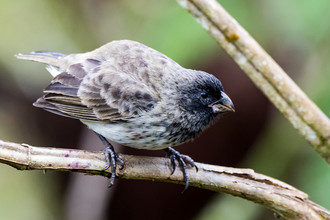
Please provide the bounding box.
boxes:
[16,40,234,191]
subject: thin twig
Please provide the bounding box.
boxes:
[177,0,330,163]
[0,140,329,219]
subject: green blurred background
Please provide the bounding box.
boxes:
[0,0,329,219]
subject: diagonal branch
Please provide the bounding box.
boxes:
[0,140,329,219]
[177,0,330,163]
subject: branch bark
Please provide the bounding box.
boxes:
[0,140,329,219]
[177,0,330,163]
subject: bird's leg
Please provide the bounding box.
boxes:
[165,147,198,192]
[95,133,124,187]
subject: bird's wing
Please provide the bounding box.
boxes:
[35,58,159,122]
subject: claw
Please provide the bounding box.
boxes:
[181,155,198,172]
[165,147,198,193]
[166,150,177,174]
[116,154,125,170]
[95,133,124,187]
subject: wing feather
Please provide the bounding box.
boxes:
[34,44,160,122]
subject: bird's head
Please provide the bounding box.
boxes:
[179,70,234,119]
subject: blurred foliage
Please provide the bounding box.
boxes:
[0,0,329,219]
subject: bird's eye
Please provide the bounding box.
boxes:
[200,92,208,99]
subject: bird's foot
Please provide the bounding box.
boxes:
[165,147,198,192]
[96,133,124,187]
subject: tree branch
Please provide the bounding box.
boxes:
[0,140,329,219]
[177,0,330,163]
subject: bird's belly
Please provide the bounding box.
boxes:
[81,120,174,150]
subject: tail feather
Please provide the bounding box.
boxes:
[15,51,66,67]
[32,51,66,58]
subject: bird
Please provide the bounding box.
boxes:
[16,40,234,191]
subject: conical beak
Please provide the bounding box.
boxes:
[209,92,235,114]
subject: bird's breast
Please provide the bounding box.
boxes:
[81,118,175,150]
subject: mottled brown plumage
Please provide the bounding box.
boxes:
[16,40,234,191]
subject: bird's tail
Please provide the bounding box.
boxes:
[15,51,66,67]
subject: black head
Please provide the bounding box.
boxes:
[179,71,234,120]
